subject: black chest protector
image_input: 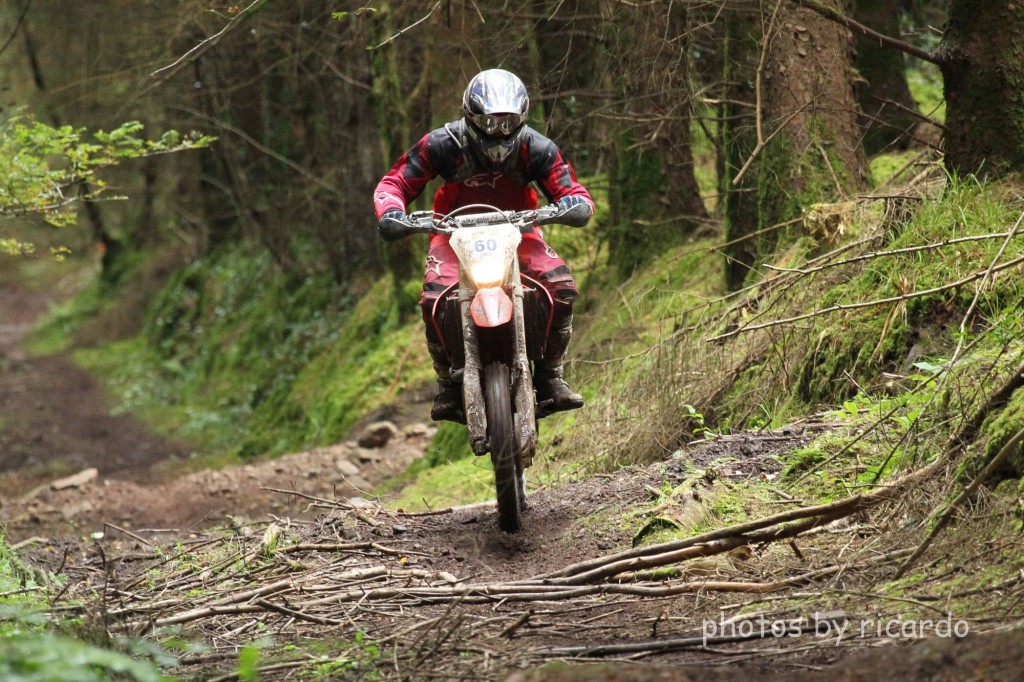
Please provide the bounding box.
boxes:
[435,120,531,187]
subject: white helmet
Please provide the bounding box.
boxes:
[462,69,529,163]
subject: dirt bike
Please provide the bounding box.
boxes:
[382,202,588,532]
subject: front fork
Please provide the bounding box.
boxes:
[460,267,537,465]
[511,284,537,466]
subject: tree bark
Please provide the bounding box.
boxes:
[854,0,921,154]
[604,3,709,279]
[758,0,869,232]
[722,6,762,290]
[368,1,420,319]
[939,0,1024,177]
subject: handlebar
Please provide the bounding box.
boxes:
[379,201,589,242]
[405,205,560,236]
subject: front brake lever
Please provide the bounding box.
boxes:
[428,216,457,236]
[514,210,539,231]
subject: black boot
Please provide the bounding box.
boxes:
[535,318,584,413]
[431,379,464,422]
[427,340,464,423]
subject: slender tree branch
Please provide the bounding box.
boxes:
[176,107,340,196]
[708,252,1024,342]
[764,229,1024,277]
[149,0,268,83]
[732,0,787,186]
[896,427,1024,578]
[370,0,443,50]
[950,209,1024,366]
[0,0,32,59]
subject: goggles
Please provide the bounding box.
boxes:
[467,112,525,138]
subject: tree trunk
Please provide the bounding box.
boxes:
[603,3,708,279]
[721,7,762,290]
[368,1,419,320]
[532,0,600,159]
[939,0,1024,177]
[758,0,869,233]
[854,0,921,154]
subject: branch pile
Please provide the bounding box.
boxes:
[45,461,949,679]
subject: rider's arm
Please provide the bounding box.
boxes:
[373,128,452,220]
[523,129,594,217]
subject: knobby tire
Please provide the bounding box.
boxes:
[484,361,522,532]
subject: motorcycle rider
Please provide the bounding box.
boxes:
[373,68,593,423]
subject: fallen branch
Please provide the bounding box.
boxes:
[253,598,343,626]
[273,542,409,557]
[538,464,931,583]
[764,230,1023,278]
[296,565,843,607]
[206,660,304,682]
[950,210,1024,369]
[896,427,1024,578]
[538,631,756,657]
[708,252,1024,342]
[947,356,1024,451]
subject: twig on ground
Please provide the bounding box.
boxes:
[896,427,1024,578]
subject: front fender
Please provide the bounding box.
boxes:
[470,287,514,327]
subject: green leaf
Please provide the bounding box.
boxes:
[912,360,946,375]
[1,112,214,247]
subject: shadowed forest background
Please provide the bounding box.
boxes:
[1,0,966,459]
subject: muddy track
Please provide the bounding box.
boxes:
[0,287,187,496]
[20,441,1024,682]
[0,283,429,540]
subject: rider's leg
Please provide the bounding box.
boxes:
[534,291,585,411]
[424,315,463,422]
[421,235,463,423]
[518,234,584,412]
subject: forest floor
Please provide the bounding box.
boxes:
[1,277,1023,681]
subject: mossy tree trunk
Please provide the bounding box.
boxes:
[721,7,762,290]
[854,0,922,154]
[758,0,869,239]
[939,0,1024,178]
[603,3,709,279]
[368,1,420,320]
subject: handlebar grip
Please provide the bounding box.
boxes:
[557,201,591,227]
[378,217,413,242]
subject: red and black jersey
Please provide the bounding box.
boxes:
[373,119,593,220]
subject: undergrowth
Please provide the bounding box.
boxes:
[0,535,170,682]
[565,173,1024,476]
[47,245,434,460]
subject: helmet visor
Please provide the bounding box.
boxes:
[467,112,525,138]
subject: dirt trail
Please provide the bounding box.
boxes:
[0,282,430,540]
[22,438,1023,682]
[0,287,184,491]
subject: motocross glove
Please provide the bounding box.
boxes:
[557,195,592,227]
[378,209,412,242]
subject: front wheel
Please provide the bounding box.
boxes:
[484,361,523,532]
